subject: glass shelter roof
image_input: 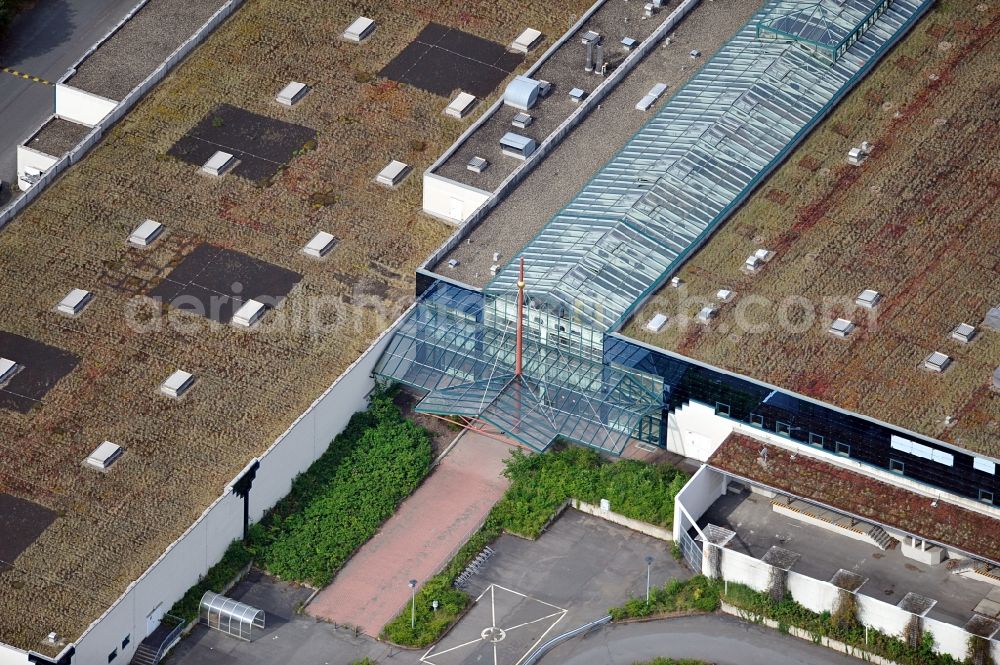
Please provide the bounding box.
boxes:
[486,0,925,332]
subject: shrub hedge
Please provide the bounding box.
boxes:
[609,576,721,621]
[168,540,253,622]
[247,388,433,586]
[381,446,688,646]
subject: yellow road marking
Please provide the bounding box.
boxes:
[0,67,51,85]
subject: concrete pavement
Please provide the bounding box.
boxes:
[0,0,139,192]
[541,615,865,665]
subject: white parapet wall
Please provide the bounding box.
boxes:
[665,400,734,461]
[422,173,493,224]
[0,644,28,665]
[673,464,728,540]
[15,145,60,182]
[55,84,119,126]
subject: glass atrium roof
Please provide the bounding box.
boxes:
[374,282,662,453]
[486,0,926,332]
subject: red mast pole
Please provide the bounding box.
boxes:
[515,257,525,377]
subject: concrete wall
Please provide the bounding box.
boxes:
[54,85,118,126]
[717,546,771,592]
[672,464,727,540]
[666,400,734,461]
[15,145,60,179]
[573,499,673,541]
[786,570,839,615]
[0,644,29,665]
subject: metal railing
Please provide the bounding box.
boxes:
[152,615,187,664]
[522,614,612,665]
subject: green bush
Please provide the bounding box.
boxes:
[631,659,710,665]
[722,583,963,665]
[382,446,688,646]
[168,540,253,622]
[609,576,721,621]
[247,388,433,586]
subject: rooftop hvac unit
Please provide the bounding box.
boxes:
[84,441,123,472]
[303,231,337,258]
[276,81,308,107]
[621,37,638,51]
[343,16,375,43]
[512,112,533,129]
[636,83,668,111]
[828,318,855,338]
[510,28,542,54]
[56,288,93,316]
[504,76,541,110]
[376,160,411,187]
[232,299,267,329]
[161,370,195,398]
[716,289,734,302]
[0,357,20,386]
[645,313,668,333]
[696,305,717,323]
[922,352,951,373]
[466,156,489,173]
[129,219,164,247]
[202,151,235,176]
[983,306,1000,331]
[950,323,976,343]
[500,132,537,160]
[445,92,477,119]
[569,87,587,103]
[855,289,881,309]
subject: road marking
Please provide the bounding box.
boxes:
[1,67,51,85]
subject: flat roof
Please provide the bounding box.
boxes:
[433,0,764,285]
[25,118,92,157]
[0,0,597,653]
[709,433,1000,566]
[624,0,1000,457]
[65,0,229,100]
[487,0,931,331]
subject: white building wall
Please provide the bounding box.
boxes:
[924,616,972,661]
[666,401,734,461]
[672,465,727,539]
[787,571,839,615]
[0,644,29,665]
[718,547,771,592]
[857,594,911,638]
[422,173,492,225]
[16,145,60,176]
[54,85,118,126]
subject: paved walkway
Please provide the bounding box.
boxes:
[307,431,514,636]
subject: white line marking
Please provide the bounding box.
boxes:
[492,584,496,626]
[513,611,566,665]
[502,609,567,633]
[493,641,498,665]
[421,635,484,661]
[493,584,567,612]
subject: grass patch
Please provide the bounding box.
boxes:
[631,659,711,665]
[723,583,962,665]
[246,388,433,587]
[168,540,253,623]
[381,446,688,646]
[609,576,721,621]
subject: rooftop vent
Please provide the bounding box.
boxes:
[276,81,308,107]
[376,160,411,187]
[303,231,337,258]
[636,83,667,111]
[847,142,872,166]
[696,305,717,323]
[512,112,533,129]
[84,441,123,472]
[447,259,459,269]
[510,27,542,54]
[829,318,855,338]
[922,352,951,373]
[744,248,774,273]
[500,132,537,160]
[0,357,21,386]
[343,16,375,43]
[670,276,683,288]
[232,299,266,329]
[581,30,601,45]
[56,288,93,316]
[129,219,164,247]
[467,156,489,173]
[646,313,668,333]
[445,92,477,119]
[855,289,881,309]
[644,4,657,18]
[537,80,552,97]
[689,49,702,58]
[983,306,1000,331]
[569,87,587,103]
[161,370,195,398]
[504,76,541,110]
[621,37,638,51]
[951,323,976,343]
[202,151,235,176]
[716,289,734,302]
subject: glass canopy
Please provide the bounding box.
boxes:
[374,282,662,454]
[486,0,925,333]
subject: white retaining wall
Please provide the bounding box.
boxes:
[54,85,118,126]
[0,308,409,664]
[786,570,840,615]
[15,145,60,179]
[672,464,727,540]
[573,499,673,541]
[666,400,734,461]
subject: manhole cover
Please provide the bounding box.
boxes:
[481,626,506,643]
